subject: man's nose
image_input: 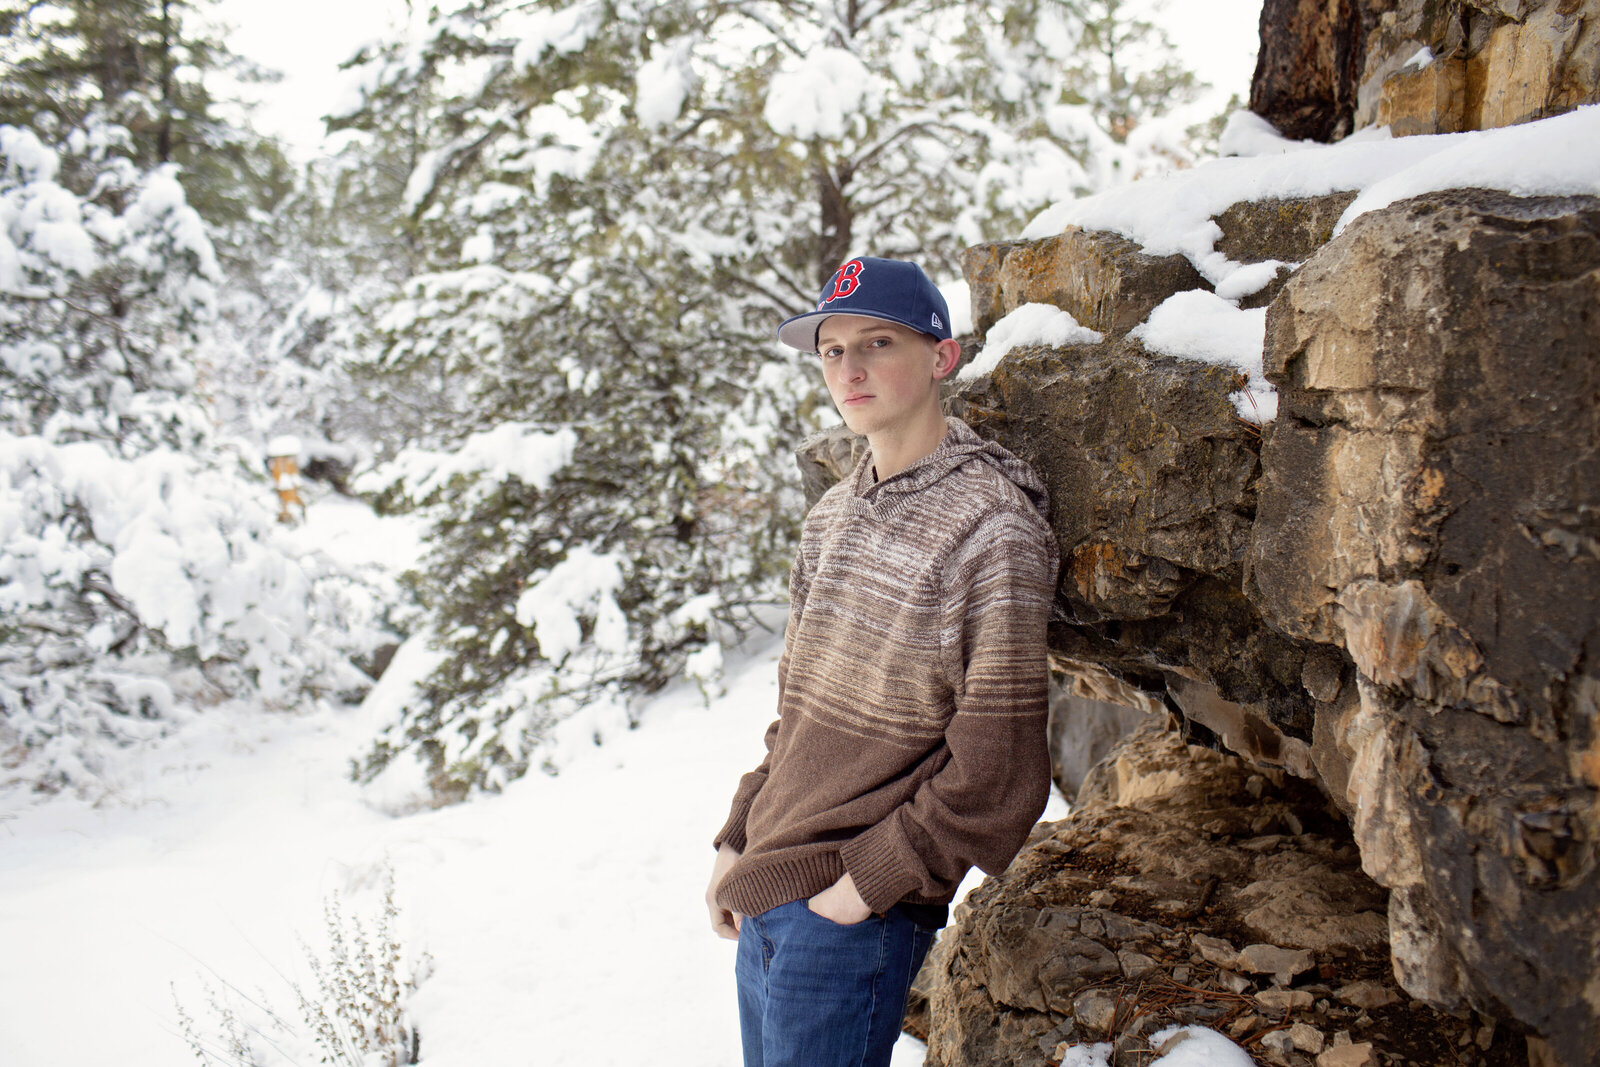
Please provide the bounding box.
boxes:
[840,350,867,381]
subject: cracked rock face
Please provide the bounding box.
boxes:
[1247,190,1600,1063]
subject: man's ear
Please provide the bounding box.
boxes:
[931,338,962,381]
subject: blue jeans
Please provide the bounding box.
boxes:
[735,899,938,1067]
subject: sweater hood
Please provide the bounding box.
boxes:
[852,417,1050,522]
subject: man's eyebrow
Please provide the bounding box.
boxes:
[817,325,895,347]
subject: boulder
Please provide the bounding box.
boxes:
[918,725,1509,1067]
[1248,188,1600,1065]
[954,344,1329,760]
[1212,193,1361,266]
[1250,0,1600,141]
[961,231,1207,339]
[951,339,1256,618]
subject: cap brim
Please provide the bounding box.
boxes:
[775,309,928,352]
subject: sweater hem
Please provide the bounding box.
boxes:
[717,849,957,919]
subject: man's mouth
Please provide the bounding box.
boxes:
[842,393,873,404]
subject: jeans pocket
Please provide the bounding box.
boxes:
[802,899,873,928]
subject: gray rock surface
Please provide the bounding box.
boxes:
[1247,190,1600,1064]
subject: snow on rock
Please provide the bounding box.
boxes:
[1053,1026,1255,1067]
[1130,291,1274,424]
[1022,104,1600,291]
[1338,105,1600,229]
[1403,46,1434,71]
[763,47,879,141]
[961,303,1104,380]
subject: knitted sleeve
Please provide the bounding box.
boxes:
[838,507,1055,912]
[712,549,812,853]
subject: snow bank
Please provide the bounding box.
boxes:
[1023,105,1600,288]
[1009,105,1600,424]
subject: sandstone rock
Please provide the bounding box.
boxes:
[1073,989,1119,1036]
[920,727,1433,1066]
[954,339,1255,614]
[1237,943,1316,985]
[1335,980,1400,1009]
[1290,1022,1328,1053]
[1316,1044,1376,1067]
[1246,190,1600,1063]
[963,230,1207,339]
[1468,1,1600,129]
[795,423,866,509]
[1260,1029,1297,1057]
[959,242,1014,338]
[1373,56,1469,135]
[1166,672,1316,780]
[1192,934,1240,969]
[954,341,1328,741]
[1257,988,1316,1013]
[1355,0,1600,133]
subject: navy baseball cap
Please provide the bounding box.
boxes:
[777,257,953,351]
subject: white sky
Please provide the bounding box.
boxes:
[215,0,415,153]
[217,0,1263,157]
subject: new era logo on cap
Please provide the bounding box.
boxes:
[777,257,954,351]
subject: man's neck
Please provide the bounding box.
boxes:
[867,412,948,482]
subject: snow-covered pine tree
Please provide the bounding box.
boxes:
[335,0,1205,799]
[0,7,387,795]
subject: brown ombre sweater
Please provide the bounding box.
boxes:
[713,418,1059,918]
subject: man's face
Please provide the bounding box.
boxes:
[816,315,946,439]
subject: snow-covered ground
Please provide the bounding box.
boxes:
[0,495,915,1066]
[1,502,1238,1067]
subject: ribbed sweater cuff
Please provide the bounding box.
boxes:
[713,793,755,854]
[840,819,923,915]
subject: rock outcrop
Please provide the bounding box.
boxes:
[923,189,1600,1066]
[910,725,1522,1067]
[1250,0,1600,140]
[1248,189,1600,1061]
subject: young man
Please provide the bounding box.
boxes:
[706,256,1059,1067]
